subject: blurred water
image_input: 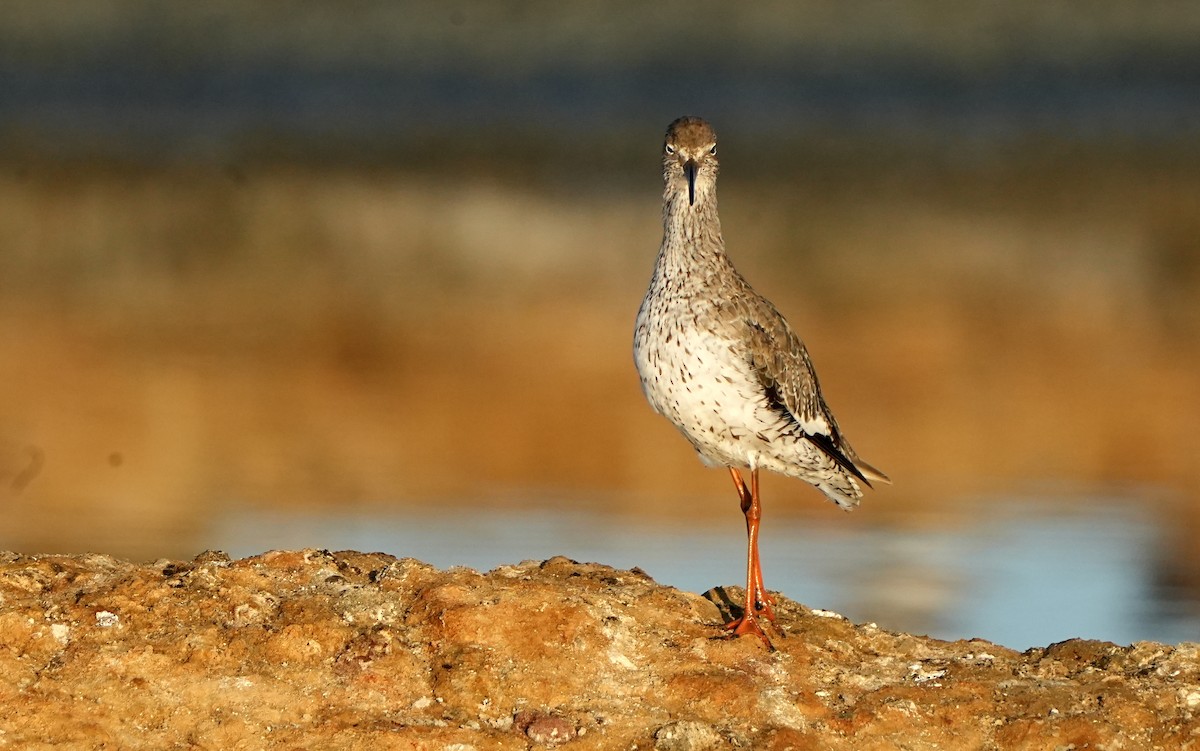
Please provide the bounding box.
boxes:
[5,60,1199,162]
[212,497,1198,651]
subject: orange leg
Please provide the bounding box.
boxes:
[725,467,775,645]
[746,468,776,621]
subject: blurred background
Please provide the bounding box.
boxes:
[2,1,1199,649]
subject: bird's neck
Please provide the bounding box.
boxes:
[659,189,726,267]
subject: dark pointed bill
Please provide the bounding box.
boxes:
[684,159,697,205]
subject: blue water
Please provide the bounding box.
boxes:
[211,498,1199,651]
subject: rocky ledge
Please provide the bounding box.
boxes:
[1,550,1197,750]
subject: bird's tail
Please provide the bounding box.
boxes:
[854,457,891,486]
[818,480,863,510]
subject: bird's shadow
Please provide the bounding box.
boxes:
[703,585,744,623]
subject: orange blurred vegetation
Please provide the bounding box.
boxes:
[0,155,1197,562]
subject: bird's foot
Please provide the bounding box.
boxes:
[724,612,774,649]
[753,589,778,623]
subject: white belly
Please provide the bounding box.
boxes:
[634,312,790,469]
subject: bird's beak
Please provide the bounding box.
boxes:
[683,158,697,206]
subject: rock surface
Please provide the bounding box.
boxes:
[1,550,1198,750]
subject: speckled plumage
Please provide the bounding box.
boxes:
[634,117,888,643]
[634,116,888,508]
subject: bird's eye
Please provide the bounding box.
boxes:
[709,145,717,156]
[665,144,675,155]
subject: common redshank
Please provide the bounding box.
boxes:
[633,116,889,643]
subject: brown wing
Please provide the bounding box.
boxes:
[737,294,889,486]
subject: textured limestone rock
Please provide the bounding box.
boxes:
[1,549,1198,749]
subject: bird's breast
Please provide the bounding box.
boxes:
[635,293,794,464]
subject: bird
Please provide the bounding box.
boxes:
[633,116,889,644]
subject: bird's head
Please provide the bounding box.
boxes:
[663,116,718,207]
